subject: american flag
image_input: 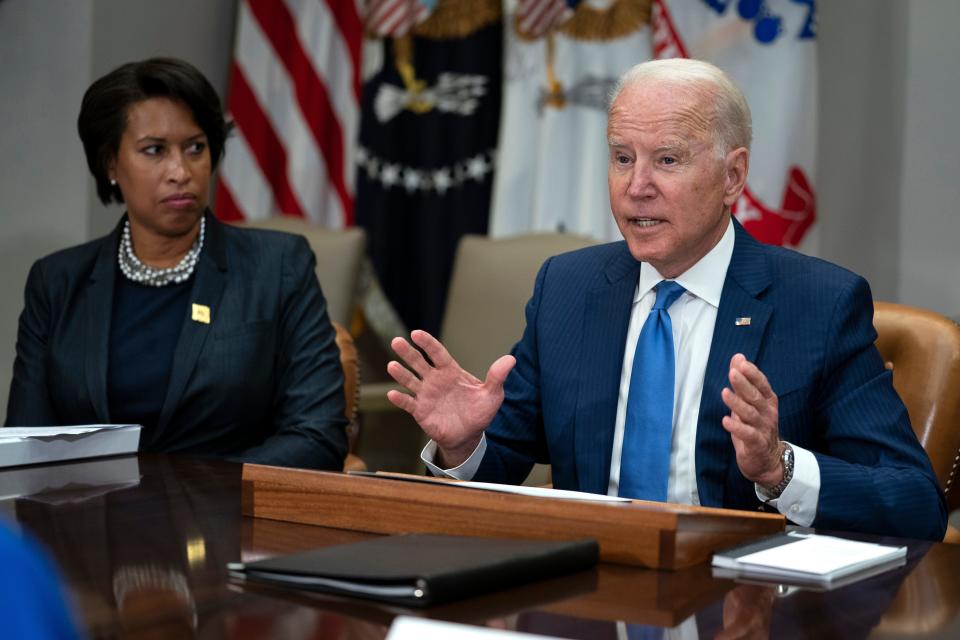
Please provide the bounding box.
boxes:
[365,0,436,37]
[215,0,362,227]
[516,0,577,38]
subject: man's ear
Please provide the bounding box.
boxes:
[722,147,749,207]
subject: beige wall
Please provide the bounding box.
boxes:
[816,0,907,303]
[897,0,960,316]
[817,0,960,317]
[0,0,94,422]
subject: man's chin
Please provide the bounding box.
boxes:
[622,238,663,265]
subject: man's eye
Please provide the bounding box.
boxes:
[617,154,631,164]
[661,156,677,165]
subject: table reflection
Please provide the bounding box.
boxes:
[1,454,958,640]
[11,455,243,637]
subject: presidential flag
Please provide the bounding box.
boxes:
[355,0,503,335]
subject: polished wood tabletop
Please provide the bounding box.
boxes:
[1,454,958,639]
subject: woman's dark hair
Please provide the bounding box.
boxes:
[77,57,232,205]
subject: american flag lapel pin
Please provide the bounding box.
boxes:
[735,317,751,326]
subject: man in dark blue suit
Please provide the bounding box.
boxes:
[387,59,947,540]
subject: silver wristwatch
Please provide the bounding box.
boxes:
[760,442,794,500]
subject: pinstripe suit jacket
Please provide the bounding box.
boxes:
[5,213,348,471]
[475,220,947,540]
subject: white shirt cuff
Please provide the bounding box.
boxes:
[754,443,820,527]
[421,434,487,480]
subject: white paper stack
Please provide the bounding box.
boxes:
[0,425,141,469]
[387,616,563,640]
[712,531,907,588]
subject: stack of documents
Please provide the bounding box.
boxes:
[0,425,141,468]
[387,617,563,639]
[712,531,907,588]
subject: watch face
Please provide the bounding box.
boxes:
[780,447,794,484]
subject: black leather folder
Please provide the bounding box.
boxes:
[228,533,599,607]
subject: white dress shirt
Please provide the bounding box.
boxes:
[423,219,820,525]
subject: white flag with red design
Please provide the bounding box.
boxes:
[215,0,362,227]
[653,0,818,250]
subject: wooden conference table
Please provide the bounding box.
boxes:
[1,454,958,639]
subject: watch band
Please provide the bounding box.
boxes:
[760,442,794,501]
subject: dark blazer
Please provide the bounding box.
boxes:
[475,220,947,540]
[5,212,348,471]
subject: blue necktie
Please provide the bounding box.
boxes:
[626,623,664,640]
[619,280,686,500]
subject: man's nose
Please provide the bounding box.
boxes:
[626,163,656,198]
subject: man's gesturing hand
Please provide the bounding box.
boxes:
[386,330,516,468]
[721,354,784,489]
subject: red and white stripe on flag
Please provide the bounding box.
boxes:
[365,0,433,37]
[516,0,575,38]
[652,0,818,250]
[215,0,362,228]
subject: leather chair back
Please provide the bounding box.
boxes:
[874,301,960,511]
[239,217,365,327]
[440,233,598,378]
[333,321,365,472]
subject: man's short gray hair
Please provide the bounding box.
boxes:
[610,58,752,156]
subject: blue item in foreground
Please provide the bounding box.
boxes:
[0,519,79,639]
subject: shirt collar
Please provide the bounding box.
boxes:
[636,217,735,308]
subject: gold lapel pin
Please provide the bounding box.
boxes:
[192,303,211,325]
[735,317,751,326]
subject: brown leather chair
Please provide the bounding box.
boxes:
[873,301,960,520]
[332,321,365,472]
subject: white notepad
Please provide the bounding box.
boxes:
[712,531,907,587]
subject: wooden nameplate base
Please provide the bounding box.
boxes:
[241,465,784,569]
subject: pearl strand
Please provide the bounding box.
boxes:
[118,217,205,287]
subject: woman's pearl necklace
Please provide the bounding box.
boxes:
[118,218,205,287]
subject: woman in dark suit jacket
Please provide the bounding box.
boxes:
[5,58,347,471]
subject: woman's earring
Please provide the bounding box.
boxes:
[110,179,117,186]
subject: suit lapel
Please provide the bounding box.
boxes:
[83,225,122,423]
[696,221,773,507]
[156,213,228,432]
[575,245,640,494]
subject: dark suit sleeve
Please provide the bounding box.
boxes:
[810,277,947,540]
[473,259,552,485]
[5,260,58,426]
[235,237,348,470]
